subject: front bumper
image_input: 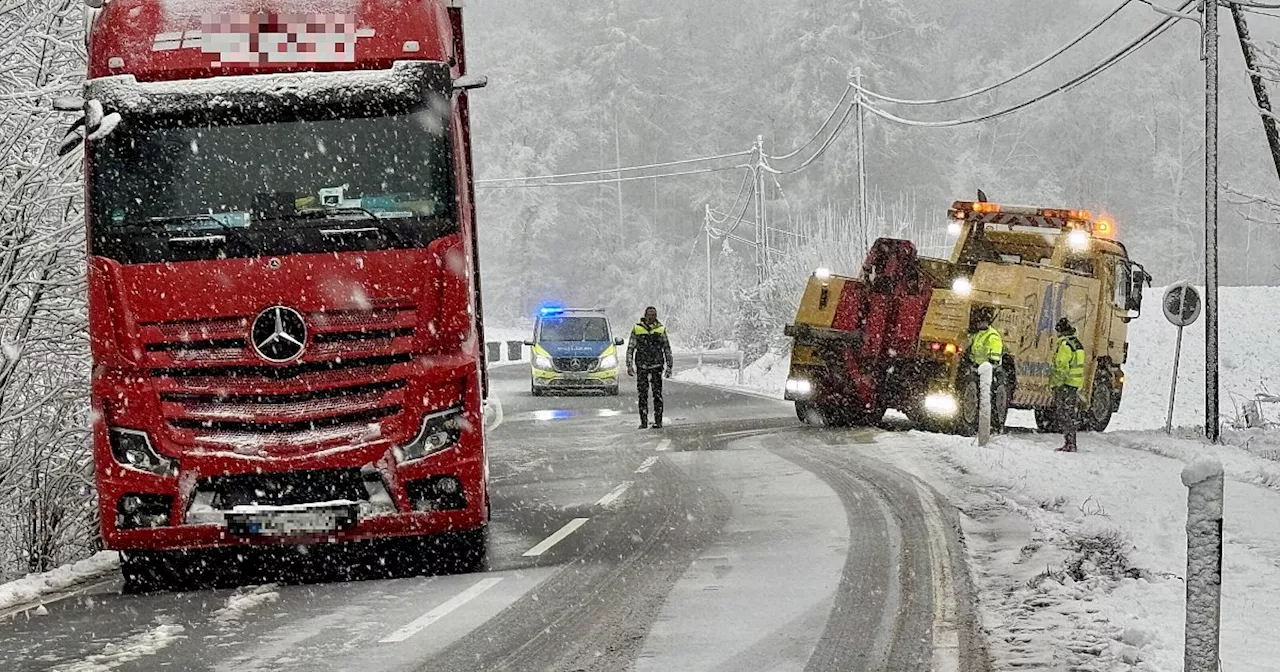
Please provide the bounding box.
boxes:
[531,367,618,389]
[94,359,489,552]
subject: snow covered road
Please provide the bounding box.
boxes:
[2,363,987,672]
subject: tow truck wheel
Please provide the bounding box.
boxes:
[955,377,1009,436]
[1084,369,1115,432]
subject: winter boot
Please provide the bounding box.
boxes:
[639,417,649,430]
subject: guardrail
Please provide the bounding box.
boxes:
[691,349,746,385]
[485,341,528,365]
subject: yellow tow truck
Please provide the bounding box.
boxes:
[782,198,1151,434]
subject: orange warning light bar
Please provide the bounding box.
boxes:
[948,200,1104,233]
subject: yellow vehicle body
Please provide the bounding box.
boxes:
[783,200,1149,434]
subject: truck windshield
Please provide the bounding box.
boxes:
[540,317,610,342]
[89,102,456,264]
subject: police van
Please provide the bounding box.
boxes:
[525,308,624,396]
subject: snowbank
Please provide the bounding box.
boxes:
[872,428,1280,671]
[673,351,789,399]
[1114,285,1280,431]
[0,551,119,613]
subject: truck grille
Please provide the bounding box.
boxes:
[553,357,597,372]
[196,468,370,509]
[139,307,418,451]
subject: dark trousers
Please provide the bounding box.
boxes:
[637,368,664,424]
[1053,387,1079,448]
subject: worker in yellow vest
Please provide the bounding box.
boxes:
[1050,317,1087,452]
[964,307,1006,432]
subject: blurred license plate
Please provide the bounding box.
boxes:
[563,371,587,380]
[225,503,358,537]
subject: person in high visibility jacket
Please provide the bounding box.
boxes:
[627,306,674,429]
[966,308,1003,369]
[1051,317,1087,452]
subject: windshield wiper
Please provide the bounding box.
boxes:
[142,214,234,246]
[294,207,406,246]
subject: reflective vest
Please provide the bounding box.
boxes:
[628,321,672,370]
[967,326,1003,366]
[1051,334,1086,389]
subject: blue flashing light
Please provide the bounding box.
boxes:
[538,305,565,317]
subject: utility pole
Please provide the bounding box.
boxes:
[754,135,767,285]
[1204,0,1221,442]
[1229,3,1280,182]
[854,68,869,256]
[704,204,713,335]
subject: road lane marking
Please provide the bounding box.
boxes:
[635,456,659,473]
[656,439,672,452]
[913,480,960,672]
[522,518,589,557]
[595,481,632,508]
[379,577,504,643]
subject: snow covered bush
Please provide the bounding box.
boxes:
[0,0,93,579]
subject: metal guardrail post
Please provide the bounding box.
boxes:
[1182,456,1224,672]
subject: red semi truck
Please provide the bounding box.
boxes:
[71,0,489,590]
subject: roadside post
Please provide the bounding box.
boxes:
[978,362,993,446]
[737,351,745,385]
[1181,456,1224,672]
[1163,283,1203,434]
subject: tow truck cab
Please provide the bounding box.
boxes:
[526,308,623,396]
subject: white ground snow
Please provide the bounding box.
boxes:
[212,584,281,625]
[0,551,119,613]
[54,617,185,672]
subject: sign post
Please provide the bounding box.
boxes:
[1163,283,1203,434]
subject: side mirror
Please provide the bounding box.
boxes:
[614,337,625,346]
[1126,266,1149,314]
[452,74,488,92]
[522,340,534,347]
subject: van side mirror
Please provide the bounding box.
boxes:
[453,74,488,92]
[522,340,534,347]
[614,337,625,346]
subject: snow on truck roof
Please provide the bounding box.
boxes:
[88,0,455,81]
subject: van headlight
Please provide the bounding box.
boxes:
[533,354,554,370]
[396,407,464,463]
[599,353,618,370]
[109,428,177,476]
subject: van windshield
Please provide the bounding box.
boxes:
[540,317,610,342]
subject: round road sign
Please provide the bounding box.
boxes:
[1162,283,1201,327]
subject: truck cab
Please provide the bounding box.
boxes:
[526,308,623,396]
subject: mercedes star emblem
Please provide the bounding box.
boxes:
[250,306,307,363]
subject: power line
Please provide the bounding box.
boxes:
[762,95,860,174]
[475,148,753,186]
[857,0,1137,106]
[858,0,1194,129]
[771,84,855,160]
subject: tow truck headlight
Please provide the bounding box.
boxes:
[397,407,464,463]
[534,354,554,370]
[785,378,813,396]
[814,267,832,281]
[599,353,618,370]
[951,277,972,296]
[108,428,177,476]
[1068,229,1090,251]
[924,393,958,417]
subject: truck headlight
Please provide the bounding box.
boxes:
[599,353,618,370]
[785,378,813,396]
[924,393,958,417]
[108,428,177,476]
[951,277,972,296]
[396,407,464,463]
[1068,228,1091,251]
[534,354,554,370]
